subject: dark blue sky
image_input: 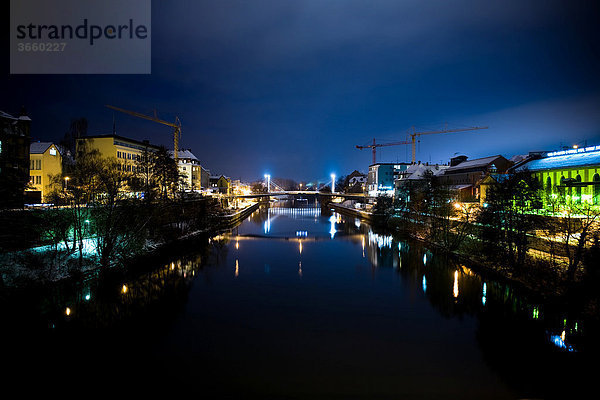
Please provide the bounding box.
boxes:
[3,0,600,182]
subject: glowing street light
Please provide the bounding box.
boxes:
[331,173,336,193]
[64,176,70,191]
[264,174,271,192]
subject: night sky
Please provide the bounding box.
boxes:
[2,0,600,182]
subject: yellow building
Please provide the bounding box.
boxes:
[210,175,231,194]
[77,134,161,173]
[26,142,62,203]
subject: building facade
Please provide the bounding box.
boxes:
[77,134,161,173]
[440,155,510,201]
[169,149,205,192]
[367,163,410,197]
[514,146,600,207]
[26,142,62,203]
[0,109,31,208]
[210,175,231,194]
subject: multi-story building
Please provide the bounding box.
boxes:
[0,108,31,208]
[367,163,410,197]
[200,166,210,190]
[513,145,600,207]
[210,175,231,194]
[26,142,62,204]
[439,155,510,201]
[168,149,208,192]
[77,134,161,173]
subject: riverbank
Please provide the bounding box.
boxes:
[328,201,583,301]
[0,202,260,288]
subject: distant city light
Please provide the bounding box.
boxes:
[331,173,336,193]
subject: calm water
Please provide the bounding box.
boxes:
[1,202,596,398]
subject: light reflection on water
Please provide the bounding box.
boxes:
[1,201,594,397]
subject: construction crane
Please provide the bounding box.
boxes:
[105,105,182,161]
[356,124,488,164]
[356,138,412,165]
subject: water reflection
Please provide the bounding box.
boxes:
[1,201,595,398]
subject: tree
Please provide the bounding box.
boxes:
[551,198,600,281]
[152,146,181,200]
[476,171,543,269]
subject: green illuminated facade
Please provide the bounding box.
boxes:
[515,148,600,207]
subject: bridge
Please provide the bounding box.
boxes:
[224,191,369,200]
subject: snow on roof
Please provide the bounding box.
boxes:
[30,142,55,154]
[404,163,449,180]
[515,150,600,172]
[0,110,16,119]
[169,149,198,160]
[445,155,502,172]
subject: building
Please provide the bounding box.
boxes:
[76,134,161,173]
[25,142,62,203]
[394,162,449,201]
[200,166,210,190]
[169,149,206,192]
[439,155,510,201]
[0,108,31,208]
[348,170,367,186]
[210,175,231,194]
[367,163,410,197]
[513,145,600,207]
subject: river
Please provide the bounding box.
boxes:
[1,201,595,398]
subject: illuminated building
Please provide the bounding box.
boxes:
[439,155,510,201]
[367,163,409,197]
[168,149,208,192]
[513,145,600,207]
[210,175,232,194]
[26,142,62,203]
[76,134,161,172]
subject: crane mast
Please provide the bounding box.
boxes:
[105,104,182,161]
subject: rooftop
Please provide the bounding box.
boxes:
[30,142,56,154]
[515,150,600,172]
[79,134,161,149]
[169,149,198,161]
[402,163,448,180]
[445,155,503,172]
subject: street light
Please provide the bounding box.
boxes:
[264,174,271,192]
[331,173,336,193]
[64,176,70,191]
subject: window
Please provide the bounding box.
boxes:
[36,159,41,170]
[36,176,41,184]
[575,175,582,203]
[30,159,35,170]
[117,151,121,158]
[49,148,56,156]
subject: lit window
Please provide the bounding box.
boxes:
[49,148,56,156]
